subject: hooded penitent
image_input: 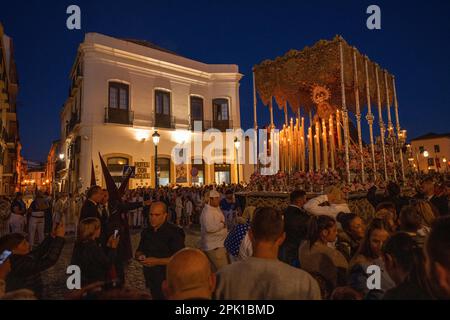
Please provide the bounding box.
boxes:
[90,160,96,187]
[98,152,134,261]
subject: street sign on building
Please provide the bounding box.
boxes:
[134,162,150,179]
[122,165,136,178]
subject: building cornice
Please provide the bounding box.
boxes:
[80,42,243,83]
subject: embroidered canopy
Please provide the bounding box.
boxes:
[253,35,395,114]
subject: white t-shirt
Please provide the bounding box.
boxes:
[215,257,321,300]
[200,204,228,251]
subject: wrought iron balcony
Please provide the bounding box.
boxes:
[104,107,134,125]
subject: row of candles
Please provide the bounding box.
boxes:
[279,110,345,173]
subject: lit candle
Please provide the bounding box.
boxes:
[288,118,295,173]
[294,117,301,171]
[308,128,313,172]
[281,126,285,173]
[336,110,342,150]
[329,115,335,170]
[315,121,320,171]
[301,117,305,171]
[322,119,328,171]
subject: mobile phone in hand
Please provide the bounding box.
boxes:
[113,229,119,239]
[0,250,12,265]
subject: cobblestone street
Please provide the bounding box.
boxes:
[41,226,201,300]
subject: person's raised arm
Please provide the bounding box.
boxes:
[303,195,339,217]
[15,224,65,276]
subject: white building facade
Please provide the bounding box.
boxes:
[410,133,450,174]
[60,33,245,192]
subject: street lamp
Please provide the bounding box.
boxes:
[152,131,160,189]
[59,153,65,160]
[234,137,240,184]
[443,157,448,173]
[423,151,430,173]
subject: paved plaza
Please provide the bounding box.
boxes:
[41,226,201,299]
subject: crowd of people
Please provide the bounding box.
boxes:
[0,175,449,300]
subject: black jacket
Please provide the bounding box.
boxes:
[79,199,100,221]
[6,236,65,298]
[137,222,185,299]
[71,239,116,286]
[367,186,410,216]
[280,205,311,264]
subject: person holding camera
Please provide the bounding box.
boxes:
[71,217,120,287]
[0,220,65,298]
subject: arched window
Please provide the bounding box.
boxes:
[107,82,131,124]
[213,98,229,120]
[107,157,129,187]
[190,96,204,130]
[155,90,171,128]
[109,82,129,110]
[212,98,230,131]
[157,157,171,186]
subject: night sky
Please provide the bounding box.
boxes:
[1,0,449,162]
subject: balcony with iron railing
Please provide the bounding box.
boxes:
[103,109,234,130]
[211,119,233,132]
[6,132,16,145]
[56,160,66,172]
[188,119,234,132]
[104,107,134,125]
[150,112,188,129]
[66,112,81,136]
[189,119,207,131]
[1,126,8,142]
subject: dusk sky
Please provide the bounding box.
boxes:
[1,0,449,162]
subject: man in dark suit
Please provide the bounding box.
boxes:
[280,190,310,267]
[79,186,103,221]
[135,201,185,300]
[417,178,449,217]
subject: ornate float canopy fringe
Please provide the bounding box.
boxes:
[253,35,395,114]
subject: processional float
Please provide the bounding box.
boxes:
[253,35,408,185]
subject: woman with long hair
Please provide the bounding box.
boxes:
[399,205,427,247]
[71,218,119,286]
[335,213,366,262]
[348,218,395,298]
[414,200,437,229]
[382,232,432,299]
[299,215,348,296]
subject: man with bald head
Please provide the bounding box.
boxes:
[135,201,185,300]
[163,248,216,300]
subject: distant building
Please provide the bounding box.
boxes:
[45,140,64,194]
[410,132,450,173]
[21,161,47,193]
[0,22,22,195]
[59,33,245,193]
